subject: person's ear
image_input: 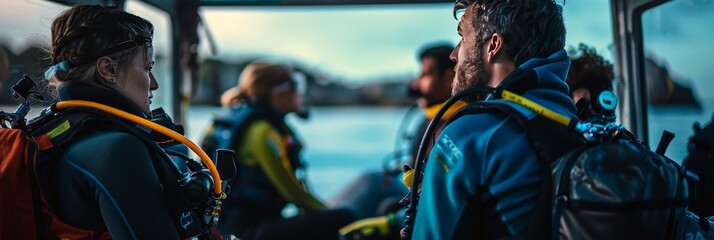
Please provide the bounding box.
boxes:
[486,33,504,63]
[96,56,118,84]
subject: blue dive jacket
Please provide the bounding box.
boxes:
[413,49,576,239]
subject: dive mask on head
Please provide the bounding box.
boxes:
[97,36,152,58]
[44,36,152,81]
[271,71,308,96]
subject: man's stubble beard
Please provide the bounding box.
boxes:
[452,41,489,102]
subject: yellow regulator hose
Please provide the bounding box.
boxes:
[55,100,222,195]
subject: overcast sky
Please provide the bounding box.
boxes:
[195,1,615,81]
[0,0,614,81]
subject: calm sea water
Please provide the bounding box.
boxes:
[3,103,712,201]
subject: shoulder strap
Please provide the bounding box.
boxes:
[27,110,107,150]
[656,130,675,155]
[67,108,178,167]
[23,109,170,238]
[51,108,213,235]
[451,101,581,160]
[450,101,584,240]
[30,107,183,185]
[0,128,46,240]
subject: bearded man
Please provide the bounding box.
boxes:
[409,0,576,239]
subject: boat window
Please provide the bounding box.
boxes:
[0,0,171,114]
[642,0,714,162]
[563,0,613,61]
[192,1,614,199]
[126,0,173,115]
[196,3,461,106]
[195,1,614,106]
[0,0,67,106]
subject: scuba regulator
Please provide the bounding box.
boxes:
[148,107,237,217]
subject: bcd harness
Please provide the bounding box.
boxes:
[400,69,692,239]
[0,75,232,239]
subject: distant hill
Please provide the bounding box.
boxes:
[193,57,415,106]
[4,42,702,109]
[0,43,415,106]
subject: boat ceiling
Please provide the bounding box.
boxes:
[199,0,454,6]
[49,0,454,7]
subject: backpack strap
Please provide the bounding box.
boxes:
[23,110,135,238]
[656,130,676,155]
[29,107,218,237]
[0,123,46,239]
[550,147,588,240]
[29,107,183,192]
[69,108,221,237]
[450,101,583,240]
[26,139,47,240]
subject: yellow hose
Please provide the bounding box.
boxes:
[55,100,222,195]
[501,90,572,127]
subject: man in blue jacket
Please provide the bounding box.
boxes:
[411,0,574,239]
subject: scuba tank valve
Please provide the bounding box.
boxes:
[0,75,44,129]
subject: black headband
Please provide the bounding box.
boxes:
[95,36,152,60]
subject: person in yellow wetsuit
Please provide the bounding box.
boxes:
[203,62,354,239]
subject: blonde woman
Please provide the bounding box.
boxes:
[203,62,354,239]
[36,5,205,239]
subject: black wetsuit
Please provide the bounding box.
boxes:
[45,84,183,239]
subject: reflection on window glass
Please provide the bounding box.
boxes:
[643,0,714,162]
[126,0,173,115]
